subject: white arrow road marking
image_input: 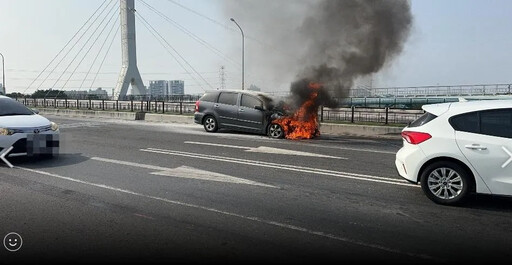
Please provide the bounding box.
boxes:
[502,146,512,168]
[90,157,277,188]
[0,146,14,168]
[152,166,277,188]
[184,141,346,159]
[15,166,437,262]
[141,148,417,187]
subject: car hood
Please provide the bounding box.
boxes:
[0,114,51,128]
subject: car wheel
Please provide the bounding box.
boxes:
[420,161,472,205]
[203,116,218,132]
[268,123,284,139]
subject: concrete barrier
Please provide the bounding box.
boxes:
[39,108,403,139]
[319,123,403,139]
[39,108,136,120]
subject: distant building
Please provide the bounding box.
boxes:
[67,88,109,99]
[247,84,261,92]
[169,80,184,95]
[88,88,109,99]
[149,80,169,99]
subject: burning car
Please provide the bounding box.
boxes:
[194,82,326,140]
[194,90,288,139]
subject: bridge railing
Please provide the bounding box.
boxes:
[18,98,425,125]
[349,83,512,98]
[19,98,197,115]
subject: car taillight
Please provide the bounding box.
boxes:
[401,131,432,145]
[195,101,199,112]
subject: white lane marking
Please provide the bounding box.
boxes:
[16,166,436,261]
[184,141,346,159]
[90,157,277,188]
[141,148,417,187]
[217,134,396,155]
[59,122,103,129]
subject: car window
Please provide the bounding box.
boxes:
[449,112,479,134]
[408,112,437,128]
[480,109,512,138]
[199,92,219,103]
[240,95,262,109]
[0,98,35,116]
[218,92,238,105]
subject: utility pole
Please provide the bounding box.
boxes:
[113,0,146,100]
[230,18,244,90]
[0,52,5,95]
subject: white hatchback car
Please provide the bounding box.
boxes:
[0,95,59,167]
[396,100,512,205]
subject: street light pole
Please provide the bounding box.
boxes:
[230,18,244,90]
[0,52,4,95]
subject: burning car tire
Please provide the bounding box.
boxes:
[203,115,218,132]
[268,123,284,139]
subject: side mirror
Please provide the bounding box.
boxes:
[32,108,40,114]
[254,106,264,111]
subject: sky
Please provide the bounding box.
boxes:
[1,0,512,95]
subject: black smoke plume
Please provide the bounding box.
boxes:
[224,0,412,111]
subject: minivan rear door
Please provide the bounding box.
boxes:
[215,92,240,128]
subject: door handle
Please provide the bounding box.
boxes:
[214,104,219,108]
[239,108,244,112]
[465,144,487,150]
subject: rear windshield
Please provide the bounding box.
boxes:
[0,98,35,116]
[199,92,219,103]
[408,112,437,128]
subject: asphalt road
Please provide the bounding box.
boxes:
[1,115,512,264]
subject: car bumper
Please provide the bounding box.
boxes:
[395,142,427,183]
[194,113,204,124]
[0,131,60,157]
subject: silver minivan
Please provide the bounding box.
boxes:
[193,90,285,138]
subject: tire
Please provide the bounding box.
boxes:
[203,115,218,132]
[420,161,472,205]
[268,123,284,139]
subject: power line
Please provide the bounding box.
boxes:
[22,0,109,94]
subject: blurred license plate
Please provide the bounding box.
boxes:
[26,134,59,156]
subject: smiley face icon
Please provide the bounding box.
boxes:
[3,232,22,252]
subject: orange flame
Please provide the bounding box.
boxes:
[273,82,321,140]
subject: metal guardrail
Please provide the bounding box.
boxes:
[19,98,197,114]
[19,98,423,125]
[349,83,512,98]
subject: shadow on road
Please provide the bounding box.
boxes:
[7,153,90,169]
[463,194,512,212]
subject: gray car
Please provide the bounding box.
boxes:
[194,90,285,138]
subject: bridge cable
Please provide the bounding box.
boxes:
[22,0,110,95]
[40,0,116,96]
[140,0,240,68]
[136,11,214,90]
[78,14,120,91]
[89,24,121,92]
[51,1,119,98]
[135,11,205,91]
